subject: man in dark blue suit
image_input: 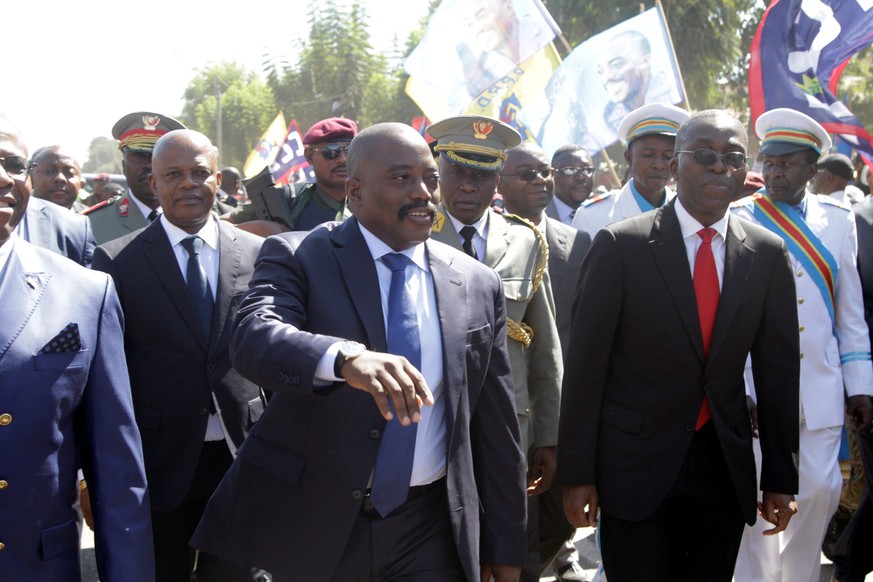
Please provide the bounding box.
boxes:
[192,123,527,581]
[0,116,152,579]
[93,130,267,582]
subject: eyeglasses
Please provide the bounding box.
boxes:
[501,167,554,182]
[312,144,350,161]
[32,163,80,180]
[556,166,595,177]
[0,155,31,178]
[676,149,747,170]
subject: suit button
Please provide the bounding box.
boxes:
[798,298,804,304]
[351,489,364,500]
[0,480,7,490]
[0,542,5,550]
[797,271,803,277]
[369,429,381,440]
[206,363,215,373]
[799,353,804,359]
[799,325,805,332]
[0,413,11,426]
[197,407,208,416]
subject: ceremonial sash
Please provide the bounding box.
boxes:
[751,193,838,329]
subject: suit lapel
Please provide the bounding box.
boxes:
[141,222,209,350]
[708,216,754,361]
[209,221,241,354]
[332,220,388,351]
[0,241,50,361]
[649,204,706,361]
[427,241,464,442]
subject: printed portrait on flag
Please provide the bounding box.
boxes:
[270,119,314,185]
[521,7,684,155]
[404,0,558,121]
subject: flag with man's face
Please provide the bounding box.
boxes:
[749,0,873,157]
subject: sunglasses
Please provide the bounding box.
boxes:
[556,166,595,177]
[312,144,350,161]
[502,167,554,182]
[0,155,31,178]
[677,149,747,171]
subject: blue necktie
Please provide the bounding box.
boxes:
[370,252,421,517]
[180,236,214,339]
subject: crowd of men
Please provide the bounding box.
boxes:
[1,100,872,582]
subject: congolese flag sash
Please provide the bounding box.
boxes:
[751,192,838,330]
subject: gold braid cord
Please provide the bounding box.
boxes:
[501,213,549,348]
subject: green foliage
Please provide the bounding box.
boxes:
[838,46,873,133]
[179,62,277,169]
[82,137,122,174]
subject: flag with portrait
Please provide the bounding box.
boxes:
[243,113,287,179]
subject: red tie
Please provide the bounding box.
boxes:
[694,227,719,429]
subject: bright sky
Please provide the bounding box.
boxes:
[5,0,430,165]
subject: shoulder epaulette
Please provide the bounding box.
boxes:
[817,194,851,211]
[581,191,615,207]
[81,196,120,216]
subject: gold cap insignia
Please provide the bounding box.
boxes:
[473,121,493,140]
[142,115,160,131]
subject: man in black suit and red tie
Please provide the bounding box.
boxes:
[556,110,801,581]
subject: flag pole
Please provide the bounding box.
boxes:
[655,0,691,110]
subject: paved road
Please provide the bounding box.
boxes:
[81,525,869,581]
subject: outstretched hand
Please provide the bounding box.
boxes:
[340,350,433,424]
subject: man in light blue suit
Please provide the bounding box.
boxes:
[16,195,96,266]
[0,116,153,580]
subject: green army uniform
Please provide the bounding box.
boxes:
[83,193,149,245]
[228,181,350,230]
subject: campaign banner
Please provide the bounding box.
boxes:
[270,119,314,185]
[519,6,685,155]
[404,0,559,122]
[243,112,287,178]
[749,0,873,158]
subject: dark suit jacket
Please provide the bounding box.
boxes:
[92,218,267,512]
[18,197,96,267]
[0,239,152,580]
[854,198,873,346]
[542,217,590,354]
[556,202,800,525]
[191,218,526,581]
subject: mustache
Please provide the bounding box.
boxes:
[397,201,436,220]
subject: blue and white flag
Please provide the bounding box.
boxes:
[750,0,873,157]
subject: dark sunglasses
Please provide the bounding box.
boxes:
[312,144,350,161]
[677,149,748,170]
[556,166,595,177]
[502,167,553,182]
[0,155,31,177]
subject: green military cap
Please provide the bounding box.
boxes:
[426,115,521,172]
[112,111,186,153]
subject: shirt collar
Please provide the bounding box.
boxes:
[160,214,219,250]
[358,222,428,273]
[445,209,489,240]
[128,190,157,220]
[674,197,729,242]
[551,197,575,222]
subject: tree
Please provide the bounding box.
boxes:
[82,137,122,174]
[179,62,278,169]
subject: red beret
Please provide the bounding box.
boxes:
[303,117,357,145]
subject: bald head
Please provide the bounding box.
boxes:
[500,142,553,222]
[149,129,220,234]
[30,145,84,209]
[347,123,429,179]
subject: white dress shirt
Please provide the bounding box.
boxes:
[446,211,488,261]
[674,197,728,289]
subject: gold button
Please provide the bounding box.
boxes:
[0,542,5,550]
[797,271,804,277]
[799,325,805,332]
[0,480,7,490]
[800,353,804,359]
[798,298,805,304]
[0,413,11,426]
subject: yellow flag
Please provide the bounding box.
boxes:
[243,113,287,178]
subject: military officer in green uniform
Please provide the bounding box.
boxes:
[428,114,562,490]
[83,111,186,244]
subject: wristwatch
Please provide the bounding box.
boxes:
[334,341,366,378]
